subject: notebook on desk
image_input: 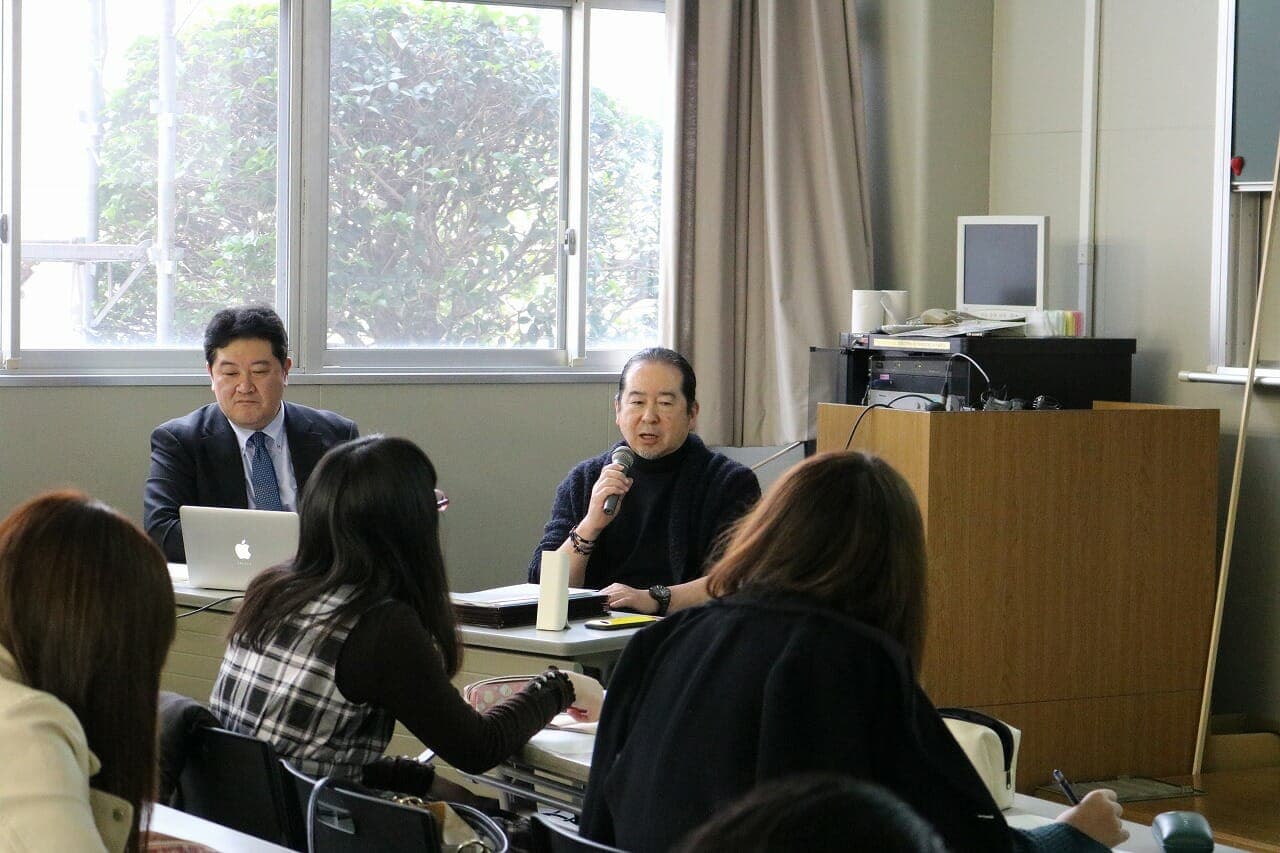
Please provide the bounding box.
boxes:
[451,583,609,628]
[179,505,299,591]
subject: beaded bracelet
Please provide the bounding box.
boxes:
[568,526,595,556]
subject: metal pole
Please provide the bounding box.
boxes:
[84,0,103,334]
[155,0,177,343]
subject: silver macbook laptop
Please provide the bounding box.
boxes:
[179,505,300,591]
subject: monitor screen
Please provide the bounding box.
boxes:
[956,215,1047,317]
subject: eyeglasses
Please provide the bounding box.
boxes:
[434,488,450,512]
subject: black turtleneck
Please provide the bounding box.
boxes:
[528,433,762,589]
[587,441,691,590]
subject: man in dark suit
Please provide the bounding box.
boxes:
[144,305,358,562]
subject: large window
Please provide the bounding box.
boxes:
[0,0,666,373]
[11,0,280,357]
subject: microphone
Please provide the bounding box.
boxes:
[603,446,637,516]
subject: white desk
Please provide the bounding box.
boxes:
[481,731,1250,853]
[457,620,641,676]
[1008,795,1250,852]
[148,803,293,852]
[169,566,641,672]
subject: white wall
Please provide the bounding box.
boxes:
[857,0,994,314]
[989,1,1085,311]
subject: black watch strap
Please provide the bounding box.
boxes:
[648,584,671,616]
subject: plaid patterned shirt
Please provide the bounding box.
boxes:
[210,585,395,779]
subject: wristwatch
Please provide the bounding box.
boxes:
[648,584,672,616]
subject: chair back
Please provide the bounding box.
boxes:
[279,760,318,845]
[307,778,441,853]
[176,725,302,849]
[530,813,625,853]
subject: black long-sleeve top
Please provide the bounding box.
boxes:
[335,599,572,774]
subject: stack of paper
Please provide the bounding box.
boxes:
[889,319,1025,337]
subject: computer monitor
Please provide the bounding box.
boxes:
[955,215,1047,319]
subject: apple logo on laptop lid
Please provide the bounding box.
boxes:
[235,539,252,562]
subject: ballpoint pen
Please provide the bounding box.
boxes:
[1052,768,1081,805]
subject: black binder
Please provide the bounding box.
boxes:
[451,586,609,628]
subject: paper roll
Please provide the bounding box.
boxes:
[850,290,884,332]
[880,290,910,325]
[1025,311,1053,338]
[536,550,570,631]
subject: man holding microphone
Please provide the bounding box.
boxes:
[528,348,760,616]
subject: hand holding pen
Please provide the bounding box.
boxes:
[1052,770,1128,848]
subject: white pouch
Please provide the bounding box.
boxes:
[939,707,1020,810]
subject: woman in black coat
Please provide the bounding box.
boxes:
[579,451,1128,853]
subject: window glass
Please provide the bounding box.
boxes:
[4,0,666,370]
[19,1,279,348]
[586,6,665,351]
[327,1,564,350]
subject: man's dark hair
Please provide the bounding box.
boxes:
[617,347,697,412]
[203,305,288,367]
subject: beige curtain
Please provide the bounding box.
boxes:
[661,0,873,445]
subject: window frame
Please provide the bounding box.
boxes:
[0,0,666,379]
[1208,0,1278,378]
[1,0,18,370]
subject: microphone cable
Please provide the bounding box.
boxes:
[940,352,992,410]
[843,395,942,450]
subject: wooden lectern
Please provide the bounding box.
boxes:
[817,402,1219,791]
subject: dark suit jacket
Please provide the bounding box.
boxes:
[144,401,358,562]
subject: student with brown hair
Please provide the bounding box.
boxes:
[0,491,176,852]
[580,452,1128,853]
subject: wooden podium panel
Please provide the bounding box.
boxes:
[817,403,1219,790]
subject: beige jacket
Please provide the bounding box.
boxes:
[0,645,132,852]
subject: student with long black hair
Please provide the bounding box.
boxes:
[0,491,176,852]
[211,435,602,788]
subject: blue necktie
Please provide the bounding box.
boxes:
[248,431,284,511]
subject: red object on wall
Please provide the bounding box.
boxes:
[1231,155,1245,177]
